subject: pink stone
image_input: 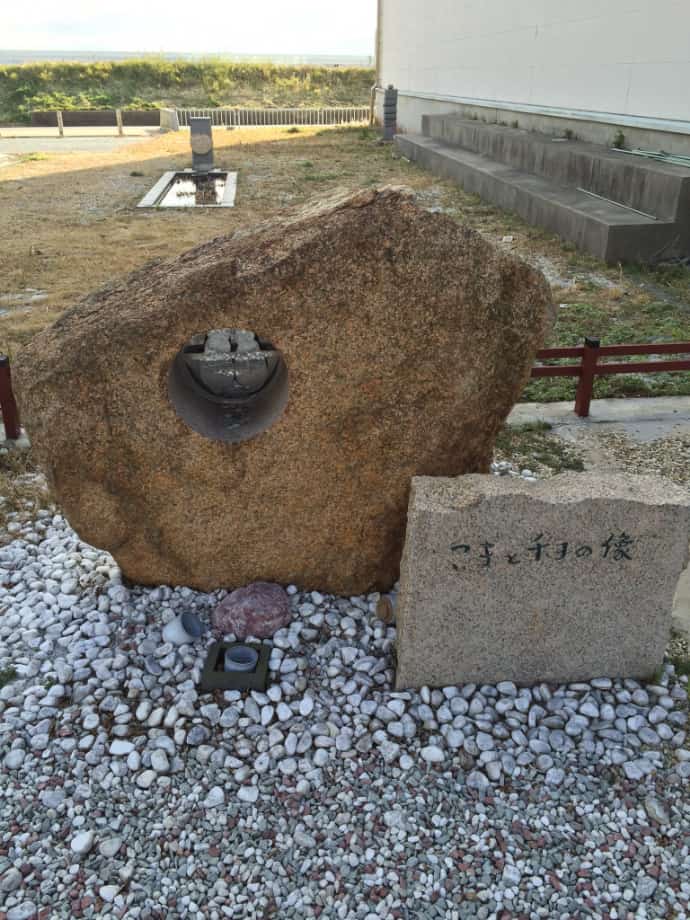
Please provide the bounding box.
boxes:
[212,582,291,639]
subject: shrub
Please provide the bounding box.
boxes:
[0,59,375,123]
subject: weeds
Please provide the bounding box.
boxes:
[0,448,48,530]
[524,295,690,402]
[0,667,17,688]
[0,59,374,123]
[358,127,377,141]
[495,422,585,474]
[303,172,343,182]
[668,653,690,679]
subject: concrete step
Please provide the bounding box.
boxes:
[397,133,682,264]
[423,115,690,225]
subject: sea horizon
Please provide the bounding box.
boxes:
[0,49,374,67]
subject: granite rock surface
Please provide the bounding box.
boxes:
[14,186,553,593]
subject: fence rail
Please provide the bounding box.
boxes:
[175,106,369,127]
[531,338,690,417]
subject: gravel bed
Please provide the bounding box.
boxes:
[0,468,689,919]
[595,433,690,488]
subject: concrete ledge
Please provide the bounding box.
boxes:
[422,116,690,225]
[381,88,690,156]
[509,396,690,427]
[400,91,690,139]
[396,133,681,263]
[160,108,180,132]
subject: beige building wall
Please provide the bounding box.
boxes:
[378,0,690,138]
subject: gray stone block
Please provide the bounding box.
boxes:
[190,116,214,172]
[396,125,690,263]
[395,473,690,689]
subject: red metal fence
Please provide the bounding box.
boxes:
[0,355,21,440]
[531,338,690,417]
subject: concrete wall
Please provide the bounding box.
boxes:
[159,108,180,133]
[378,0,690,141]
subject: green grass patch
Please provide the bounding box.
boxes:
[303,172,344,182]
[524,296,690,402]
[0,59,375,123]
[629,261,690,303]
[495,422,585,474]
[669,654,690,679]
[18,152,48,162]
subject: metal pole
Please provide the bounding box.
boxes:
[0,355,21,440]
[574,337,600,418]
[375,0,384,88]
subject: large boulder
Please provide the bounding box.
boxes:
[14,187,553,594]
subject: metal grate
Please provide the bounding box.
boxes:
[176,106,369,127]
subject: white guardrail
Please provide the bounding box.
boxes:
[175,106,370,127]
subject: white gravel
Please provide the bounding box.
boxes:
[0,472,689,918]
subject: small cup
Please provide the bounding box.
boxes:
[224,645,259,672]
[162,611,204,646]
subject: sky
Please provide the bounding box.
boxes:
[1,0,377,56]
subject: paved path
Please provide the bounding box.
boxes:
[509,395,690,442]
[0,127,159,155]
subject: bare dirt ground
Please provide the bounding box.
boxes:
[0,126,431,355]
[2,124,688,365]
[1,123,688,547]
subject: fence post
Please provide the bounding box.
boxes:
[115,109,124,136]
[574,337,600,418]
[0,355,21,440]
[56,110,64,138]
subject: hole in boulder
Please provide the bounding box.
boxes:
[168,328,288,443]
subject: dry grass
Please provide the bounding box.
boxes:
[0,447,49,532]
[0,126,432,356]
[1,124,688,369]
[0,60,374,123]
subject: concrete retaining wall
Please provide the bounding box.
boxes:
[159,108,180,132]
[31,109,160,127]
[378,92,690,158]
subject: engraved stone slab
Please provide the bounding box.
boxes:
[190,116,214,172]
[395,473,690,688]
